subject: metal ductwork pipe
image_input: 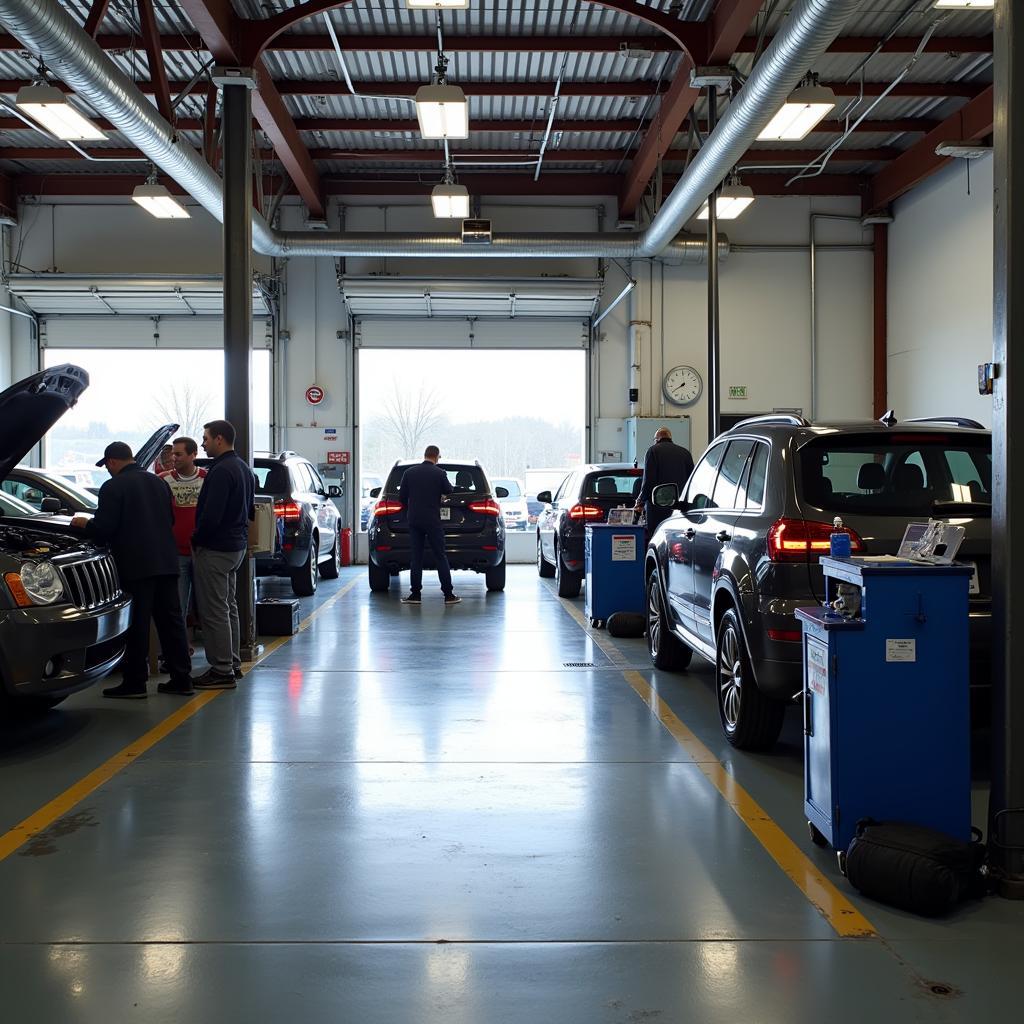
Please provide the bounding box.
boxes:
[0,0,860,260]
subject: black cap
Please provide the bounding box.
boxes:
[96,441,133,467]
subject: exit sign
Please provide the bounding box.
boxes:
[728,385,749,400]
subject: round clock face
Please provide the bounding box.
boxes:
[663,365,703,407]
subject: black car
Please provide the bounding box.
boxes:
[254,452,343,596]
[644,414,992,751]
[367,459,507,592]
[0,364,131,715]
[536,464,644,597]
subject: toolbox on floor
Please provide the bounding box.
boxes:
[256,598,300,636]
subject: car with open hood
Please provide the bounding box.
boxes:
[0,364,131,715]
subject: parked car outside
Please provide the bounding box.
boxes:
[367,459,507,592]
[644,414,992,751]
[0,364,131,716]
[491,477,529,531]
[360,474,383,531]
[536,464,643,597]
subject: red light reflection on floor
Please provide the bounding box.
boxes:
[288,667,304,699]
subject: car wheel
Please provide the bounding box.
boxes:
[320,536,341,579]
[485,556,506,592]
[716,607,785,751]
[368,560,391,592]
[537,534,555,578]
[646,571,692,671]
[555,545,582,598]
[291,536,318,597]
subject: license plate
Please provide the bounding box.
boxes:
[967,561,980,595]
[440,508,450,521]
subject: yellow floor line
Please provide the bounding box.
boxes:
[0,573,362,864]
[555,588,877,939]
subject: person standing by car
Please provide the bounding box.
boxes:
[70,441,194,699]
[192,419,255,689]
[153,443,174,474]
[399,445,461,605]
[634,427,695,537]
[160,436,207,639]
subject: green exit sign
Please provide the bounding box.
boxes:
[728,385,748,400]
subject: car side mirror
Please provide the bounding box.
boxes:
[537,490,552,504]
[495,487,509,499]
[651,483,679,509]
[40,496,62,514]
[370,487,381,498]
[328,485,342,498]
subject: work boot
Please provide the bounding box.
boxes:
[157,681,195,696]
[103,682,147,699]
[444,594,462,606]
[401,592,422,604]
[194,668,237,690]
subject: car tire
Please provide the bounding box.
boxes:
[537,535,555,578]
[291,536,318,597]
[715,607,785,751]
[485,557,506,592]
[555,544,582,598]
[368,560,391,592]
[646,571,692,671]
[320,536,341,579]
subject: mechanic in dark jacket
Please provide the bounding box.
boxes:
[71,441,194,699]
[634,427,695,537]
[398,445,460,605]
[192,419,256,689]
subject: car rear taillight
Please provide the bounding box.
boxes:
[274,500,301,522]
[767,517,864,563]
[767,628,803,642]
[467,498,501,516]
[373,500,404,517]
[568,503,604,520]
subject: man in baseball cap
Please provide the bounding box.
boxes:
[95,440,133,467]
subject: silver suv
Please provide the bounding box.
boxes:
[644,414,991,751]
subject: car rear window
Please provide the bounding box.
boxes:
[582,470,642,500]
[385,464,489,494]
[800,434,992,516]
[493,479,522,497]
[254,463,290,494]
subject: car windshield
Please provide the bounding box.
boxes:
[800,434,992,516]
[0,490,45,518]
[493,479,522,497]
[45,474,99,509]
[582,470,643,500]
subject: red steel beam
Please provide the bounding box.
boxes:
[0,171,14,220]
[868,86,994,211]
[620,0,763,216]
[136,0,174,123]
[82,0,112,38]
[203,83,219,171]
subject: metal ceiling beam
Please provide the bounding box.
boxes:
[867,86,993,211]
[136,0,173,123]
[619,0,763,216]
[175,0,323,216]
[82,0,111,39]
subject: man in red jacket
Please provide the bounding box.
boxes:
[160,436,207,633]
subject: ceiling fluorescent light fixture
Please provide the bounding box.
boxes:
[933,1,994,9]
[697,183,755,221]
[415,83,469,139]
[431,182,470,219]
[757,82,836,142]
[132,181,190,219]
[406,0,470,7]
[935,140,992,159]
[15,83,106,140]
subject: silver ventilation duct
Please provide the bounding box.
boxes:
[0,0,861,261]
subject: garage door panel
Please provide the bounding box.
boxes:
[356,318,589,349]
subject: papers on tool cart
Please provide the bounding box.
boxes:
[855,555,903,563]
[606,507,636,525]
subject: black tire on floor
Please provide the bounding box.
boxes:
[646,571,692,671]
[715,606,785,751]
[291,538,318,597]
[555,546,582,598]
[537,535,555,578]
[607,611,646,638]
[368,560,391,592]
[486,557,506,591]
[320,536,341,579]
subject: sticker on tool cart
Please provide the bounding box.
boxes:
[886,639,917,663]
[611,534,637,561]
[807,641,828,696]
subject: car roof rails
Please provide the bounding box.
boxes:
[277,451,298,460]
[733,413,811,429]
[903,417,987,430]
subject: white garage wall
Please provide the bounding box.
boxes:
[887,156,994,426]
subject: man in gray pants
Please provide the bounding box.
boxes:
[192,419,255,689]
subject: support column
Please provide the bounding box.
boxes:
[990,0,1024,897]
[218,67,259,661]
[872,223,888,418]
[706,87,721,443]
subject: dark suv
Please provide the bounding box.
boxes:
[644,415,991,751]
[367,460,507,592]
[254,452,343,596]
[536,464,643,597]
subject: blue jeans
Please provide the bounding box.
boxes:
[409,522,454,596]
[177,555,194,620]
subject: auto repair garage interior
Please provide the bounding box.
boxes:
[0,0,1021,1020]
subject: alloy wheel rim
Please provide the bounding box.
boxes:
[719,625,741,729]
[647,580,661,655]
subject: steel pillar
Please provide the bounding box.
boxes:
[990,0,1024,897]
[706,87,721,444]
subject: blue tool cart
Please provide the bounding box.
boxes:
[795,556,973,852]
[584,524,646,628]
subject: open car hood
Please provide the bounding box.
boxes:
[0,364,89,483]
[135,423,180,472]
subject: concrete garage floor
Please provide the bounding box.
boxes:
[0,566,1019,1022]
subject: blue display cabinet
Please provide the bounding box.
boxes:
[795,556,973,852]
[584,524,646,628]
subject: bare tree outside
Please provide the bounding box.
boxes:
[382,384,443,457]
[153,380,216,441]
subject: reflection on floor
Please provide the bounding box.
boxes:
[0,566,1018,1022]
